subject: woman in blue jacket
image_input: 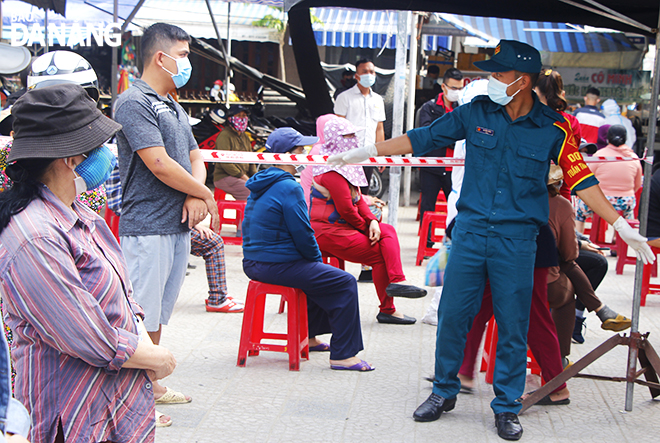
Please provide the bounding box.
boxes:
[242,128,373,371]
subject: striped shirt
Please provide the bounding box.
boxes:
[0,186,155,443]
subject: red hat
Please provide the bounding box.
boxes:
[214,79,223,86]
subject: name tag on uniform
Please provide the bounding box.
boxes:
[476,126,494,136]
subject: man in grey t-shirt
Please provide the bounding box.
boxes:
[114,23,218,413]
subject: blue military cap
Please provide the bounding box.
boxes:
[474,40,542,74]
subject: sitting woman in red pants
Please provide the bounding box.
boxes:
[310,117,426,325]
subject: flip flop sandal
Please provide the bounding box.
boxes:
[155,387,192,404]
[330,359,375,372]
[309,343,330,352]
[155,410,172,427]
[601,314,631,332]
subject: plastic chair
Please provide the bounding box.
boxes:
[104,207,120,241]
[416,192,447,221]
[480,317,543,384]
[214,188,227,201]
[416,212,446,266]
[588,213,613,248]
[641,246,660,307]
[214,187,247,246]
[237,281,309,371]
[613,220,657,276]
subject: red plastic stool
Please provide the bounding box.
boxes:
[214,188,227,201]
[613,219,657,276]
[480,317,543,384]
[416,193,447,221]
[104,208,120,241]
[416,212,446,266]
[641,246,660,307]
[588,213,614,247]
[237,281,309,371]
[216,200,247,245]
[279,252,345,314]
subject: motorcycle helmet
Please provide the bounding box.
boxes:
[28,51,100,102]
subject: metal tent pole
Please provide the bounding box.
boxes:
[111,0,118,116]
[44,9,49,53]
[387,11,410,227]
[625,12,660,411]
[403,13,419,208]
[226,2,231,107]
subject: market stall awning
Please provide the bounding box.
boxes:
[443,14,639,52]
[441,14,644,69]
[2,0,282,43]
[311,8,467,50]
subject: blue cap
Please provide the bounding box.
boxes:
[474,40,542,74]
[265,127,319,154]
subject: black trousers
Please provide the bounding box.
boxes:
[574,249,608,311]
[419,168,452,224]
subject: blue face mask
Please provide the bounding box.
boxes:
[162,52,192,89]
[358,73,376,89]
[74,145,117,193]
[487,75,522,106]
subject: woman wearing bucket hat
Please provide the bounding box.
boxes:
[0,84,177,442]
[213,104,257,201]
[242,127,373,371]
[311,117,427,325]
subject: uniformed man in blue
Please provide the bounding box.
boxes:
[328,40,654,441]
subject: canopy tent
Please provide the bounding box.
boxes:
[285,0,658,35]
[441,14,644,69]
[2,0,279,43]
[2,1,457,49]
[311,8,456,50]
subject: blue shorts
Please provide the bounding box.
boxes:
[121,232,191,331]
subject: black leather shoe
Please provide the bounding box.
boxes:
[376,312,416,325]
[413,393,456,422]
[495,412,523,441]
[385,283,428,299]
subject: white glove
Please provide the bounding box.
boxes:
[327,143,378,166]
[613,216,656,264]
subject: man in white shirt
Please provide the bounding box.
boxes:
[334,59,386,195]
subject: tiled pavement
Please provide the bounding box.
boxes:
[154,201,660,442]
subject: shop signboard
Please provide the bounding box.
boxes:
[560,67,650,104]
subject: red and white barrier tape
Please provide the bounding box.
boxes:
[199,149,652,167]
[0,137,650,167]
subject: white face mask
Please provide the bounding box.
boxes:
[65,159,88,195]
[357,73,376,88]
[487,75,523,106]
[445,88,462,103]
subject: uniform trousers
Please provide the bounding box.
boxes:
[243,259,363,361]
[458,268,566,393]
[432,224,536,414]
[316,223,406,315]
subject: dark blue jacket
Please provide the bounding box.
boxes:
[242,167,322,263]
